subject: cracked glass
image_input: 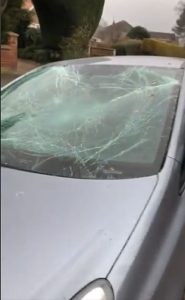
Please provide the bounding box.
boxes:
[1,64,183,179]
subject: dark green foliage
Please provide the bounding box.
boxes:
[17,10,32,48]
[1,0,24,35]
[18,46,36,60]
[173,1,185,36]
[18,27,43,62]
[60,22,91,60]
[113,40,143,55]
[1,0,31,46]
[33,49,62,63]
[127,26,151,40]
[113,44,126,55]
[2,0,105,62]
[32,0,105,49]
[18,47,61,63]
[18,28,60,63]
[26,28,42,47]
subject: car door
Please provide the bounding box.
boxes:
[179,150,185,300]
[180,151,185,199]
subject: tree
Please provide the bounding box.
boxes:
[32,0,105,49]
[1,0,22,38]
[173,1,185,37]
[127,26,151,40]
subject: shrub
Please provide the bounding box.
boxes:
[60,22,91,60]
[26,28,42,47]
[18,46,36,59]
[17,9,32,48]
[18,47,61,63]
[127,26,151,40]
[1,2,31,46]
[143,39,185,58]
[114,40,143,55]
[33,49,62,63]
[113,44,127,55]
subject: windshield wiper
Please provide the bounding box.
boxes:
[1,113,25,133]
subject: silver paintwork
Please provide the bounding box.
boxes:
[1,169,157,300]
[48,55,185,69]
[109,157,185,300]
[168,68,185,162]
[1,56,185,300]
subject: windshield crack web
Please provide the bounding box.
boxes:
[1,65,180,178]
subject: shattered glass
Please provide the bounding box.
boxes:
[1,65,183,179]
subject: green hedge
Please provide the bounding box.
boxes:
[18,47,62,63]
[143,39,185,58]
[113,40,143,56]
[18,46,36,60]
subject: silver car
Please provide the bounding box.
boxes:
[1,56,185,300]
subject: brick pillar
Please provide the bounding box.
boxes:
[7,32,19,70]
[1,45,11,69]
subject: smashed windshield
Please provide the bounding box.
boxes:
[1,64,183,179]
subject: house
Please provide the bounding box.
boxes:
[178,34,185,47]
[94,20,133,44]
[91,37,103,43]
[149,31,177,42]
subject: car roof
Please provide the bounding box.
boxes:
[51,55,185,70]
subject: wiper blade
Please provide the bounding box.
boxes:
[1,113,25,133]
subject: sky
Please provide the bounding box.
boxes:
[102,0,179,33]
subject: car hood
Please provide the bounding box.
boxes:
[1,167,157,300]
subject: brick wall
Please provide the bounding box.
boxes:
[1,32,19,71]
[1,45,11,69]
